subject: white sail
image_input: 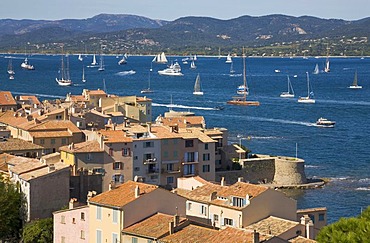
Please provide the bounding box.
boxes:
[193,74,203,95]
[313,64,319,74]
[56,55,72,86]
[280,75,295,98]
[298,72,315,103]
[348,70,362,89]
[190,60,196,69]
[91,54,97,65]
[225,54,232,63]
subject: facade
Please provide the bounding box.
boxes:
[53,202,89,243]
[8,158,70,221]
[175,177,297,229]
[88,180,187,243]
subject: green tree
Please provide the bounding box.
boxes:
[22,218,53,243]
[0,178,26,242]
[317,206,370,242]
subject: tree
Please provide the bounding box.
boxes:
[22,218,53,243]
[0,178,26,242]
[316,206,370,242]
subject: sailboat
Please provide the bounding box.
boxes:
[78,54,83,61]
[118,54,127,65]
[82,65,86,83]
[7,59,15,75]
[193,74,203,95]
[227,48,259,106]
[153,52,168,64]
[56,54,72,86]
[225,54,232,63]
[190,60,197,69]
[280,75,295,98]
[91,54,98,66]
[141,68,154,94]
[298,72,315,103]
[324,44,330,73]
[348,70,362,89]
[313,64,320,74]
[98,54,105,71]
[229,61,236,76]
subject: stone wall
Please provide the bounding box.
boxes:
[216,154,307,186]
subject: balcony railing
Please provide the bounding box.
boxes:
[161,168,181,174]
[143,158,157,165]
[146,168,159,174]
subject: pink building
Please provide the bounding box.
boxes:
[53,200,89,243]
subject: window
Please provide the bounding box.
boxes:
[72,217,76,224]
[86,153,92,161]
[93,168,105,175]
[80,230,85,239]
[187,202,192,210]
[62,138,66,145]
[319,213,325,221]
[56,115,62,120]
[167,176,174,184]
[51,139,55,144]
[132,237,138,243]
[97,230,102,243]
[113,162,123,170]
[185,140,194,147]
[109,148,114,156]
[166,163,174,171]
[224,218,233,226]
[112,209,118,224]
[173,151,178,158]
[183,164,195,175]
[202,164,210,173]
[143,141,154,148]
[163,151,168,158]
[185,152,195,162]
[61,215,66,224]
[96,206,102,220]
[61,236,65,243]
[122,148,130,156]
[40,139,45,145]
[81,212,85,221]
[163,140,169,145]
[147,240,153,243]
[134,156,138,160]
[134,167,140,172]
[309,214,315,223]
[203,153,210,161]
[214,214,219,222]
[112,174,124,183]
[232,197,245,207]
[200,205,207,216]
[205,143,209,150]
[112,233,118,243]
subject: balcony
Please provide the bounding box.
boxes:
[143,158,157,165]
[161,168,181,174]
[182,160,199,165]
[146,168,159,174]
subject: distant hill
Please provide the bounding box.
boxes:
[0,14,369,56]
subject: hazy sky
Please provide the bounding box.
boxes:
[1,0,369,21]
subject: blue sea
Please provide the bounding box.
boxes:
[1,53,370,223]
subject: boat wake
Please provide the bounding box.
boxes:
[248,116,316,127]
[116,70,136,76]
[153,103,216,110]
[11,91,64,99]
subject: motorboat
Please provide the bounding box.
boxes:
[316,117,335,128]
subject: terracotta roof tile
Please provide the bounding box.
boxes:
[98,130,133,143]
[20,161,69,181]
[0,110,29,127]
[0,91,17,106]
[86,90,107,96]
[246,216,299,236]
[0,154,16,172]
[122,213,187,239]
[289,235,317,243]
[207,227,270,243]
[160,224,218,243]
[0,138,44,152]
[161,116,205,128]
[29,131,72,138]
[18,96,41,105]
[8,158,45,175]
[59,140,103,153]
[89,180,158,207]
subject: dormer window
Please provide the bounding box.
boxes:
[232,197,246,207]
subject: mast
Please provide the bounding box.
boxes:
[242,47,247,101]
[353,70,358,86]
[306,72,310,97]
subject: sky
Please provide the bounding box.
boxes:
[1,0,369,21]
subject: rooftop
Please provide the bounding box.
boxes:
[20,162,70,181]
[0,91,17,106]
[122,213,187,239]
[246,216,300,236]
[89,180,158,208]
[0,137,44,152]
[160,224,218,243]
[59,140,104,153]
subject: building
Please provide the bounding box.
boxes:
[0,91,17,111]
[8,157,70,221]
[88,180,186,243]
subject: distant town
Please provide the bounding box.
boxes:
[0,89,328,242]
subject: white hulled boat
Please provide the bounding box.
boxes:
[316,117,335,128]
[280,75,295,98]
[298,72,315,103]
[21,58,35,70]
[348,70,362,89]
[56,55,72,86]
[193,74,203,95]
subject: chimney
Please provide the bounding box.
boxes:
[169,221,174,235]
[87,191,97,202]
[173,214,180,227]
[48,164,55,172]
[238,177,244,182]
[135,185,140,198]
[306,220,314,239]
[99,135,104,149]
[252,230,260,243]
[221,177,226,186]
[69,198,78,209]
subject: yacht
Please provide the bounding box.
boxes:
[316,117,335,128]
